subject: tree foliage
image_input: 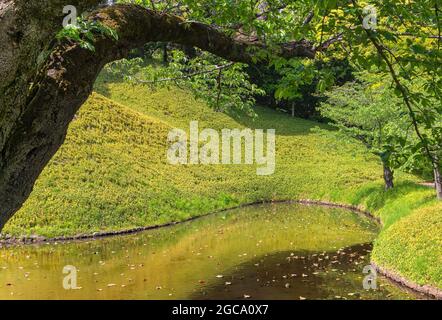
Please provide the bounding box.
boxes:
[319,74,412,188]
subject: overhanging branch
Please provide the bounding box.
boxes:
[88,4,317,62]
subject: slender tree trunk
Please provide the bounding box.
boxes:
[383,164,394,190]
[434,165,442,200]
[162,43,169,64]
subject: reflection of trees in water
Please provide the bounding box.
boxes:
[192,243,374,300]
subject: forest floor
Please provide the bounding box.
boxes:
[2,76,441,292]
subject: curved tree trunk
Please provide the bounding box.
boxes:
[0,2,317,231]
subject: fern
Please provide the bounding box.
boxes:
[56,17,119,52]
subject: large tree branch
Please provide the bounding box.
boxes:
[91,4,317,62]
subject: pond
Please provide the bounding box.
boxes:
[0,203,421,299]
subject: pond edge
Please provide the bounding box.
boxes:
[0,199,379,245]
[372,262,442,300]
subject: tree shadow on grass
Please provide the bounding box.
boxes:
[93,72,127,97]
[224,105,333,137]
[351,180,437,227]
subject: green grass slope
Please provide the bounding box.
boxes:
[372,202,442,289]
[3,80,441,291]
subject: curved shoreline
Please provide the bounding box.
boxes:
[0,199,379,245]
[0,199,440,300]
[372,262,442,300]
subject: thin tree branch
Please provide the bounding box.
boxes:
[134,63,235,84]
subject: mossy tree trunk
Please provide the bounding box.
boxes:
[0,1,317,231]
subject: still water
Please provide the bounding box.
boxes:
[0,204,420,299]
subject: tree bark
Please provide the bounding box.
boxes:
[162,43,169,64]
[383,165,394,190]
[0,2,317,231]
[434,165,442,200]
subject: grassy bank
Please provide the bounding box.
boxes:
[3,79,441,291]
